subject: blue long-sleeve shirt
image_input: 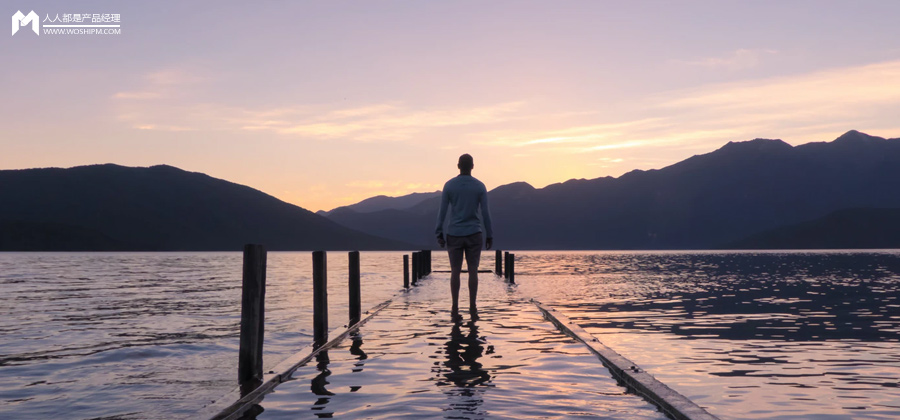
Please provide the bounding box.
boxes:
[435,175,493,238]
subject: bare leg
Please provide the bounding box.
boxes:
[464,245,482,315]
[448,244,464,314]
[468,270,478,315]
[450,269,460,313]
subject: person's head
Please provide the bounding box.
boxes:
[458,154,474,174]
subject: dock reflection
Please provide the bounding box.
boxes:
[309,351,334,417]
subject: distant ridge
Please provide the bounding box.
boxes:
[318,191,441,216]
[725,208,900,249]
[0,164,411,251]
[323,130,900,249]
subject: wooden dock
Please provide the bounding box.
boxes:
[195,247,718,420]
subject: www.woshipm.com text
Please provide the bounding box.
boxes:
[43,28,121,35]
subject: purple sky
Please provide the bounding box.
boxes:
[3,1,900,211]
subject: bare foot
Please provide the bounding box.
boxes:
[451,310,463,323]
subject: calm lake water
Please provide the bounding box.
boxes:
[1,251,899,419]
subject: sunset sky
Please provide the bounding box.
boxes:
[3,1,900,211]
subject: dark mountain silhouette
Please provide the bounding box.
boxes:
[0,164,411,251]
[317,190,441,216]
[0,220,126,251]
[725,208,900,249]
[324,130,900,249]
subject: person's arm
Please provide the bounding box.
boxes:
[480,186,493,249]
[435,187,450,247]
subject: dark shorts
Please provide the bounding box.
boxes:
[447,232,483,271]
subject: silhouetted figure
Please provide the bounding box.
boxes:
[435,154,494,316]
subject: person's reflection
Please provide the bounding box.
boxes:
[309,351,334,417]
[437,318,492,418]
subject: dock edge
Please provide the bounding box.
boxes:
[532,300,720,420]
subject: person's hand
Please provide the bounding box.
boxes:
[437,235,446,248]
[486,237,493,250]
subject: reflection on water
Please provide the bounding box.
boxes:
[517,251,900,343]
[250,275,666,420]
[435,318,492,418]
[0,252,405,420]
[516,250,900,420]
[3,250,899,419]
[310,351,334,417]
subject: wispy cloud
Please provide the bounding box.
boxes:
[112,91,162,100]
[261,101,526,141]
[471,59,900,160]
[673,48,778,71]
[112,68,527,140]
[659,59,900,111]
[112,59,900,178]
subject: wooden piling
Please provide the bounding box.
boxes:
[508,253,515,284]
[312,251,328,346]
[418,250,423,278]
[403,254,410,289]
[348,251,361,325]
[412,252,419,286]
[239,244,266,385]
[416,251,422,281]
[495,250,502,275]
[504,251,510,279]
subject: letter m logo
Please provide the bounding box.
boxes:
[12,10,39,36]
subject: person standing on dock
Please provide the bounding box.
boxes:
[435,153,494,318]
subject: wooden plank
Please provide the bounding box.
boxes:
[431,270,492,273]
[532,300,720,420]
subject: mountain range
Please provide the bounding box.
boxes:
[2,130,898,251]
[317,191,440,216]
[323,130,900,249]
[0,164,410,251]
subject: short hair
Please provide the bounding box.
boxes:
[458,154,474,169]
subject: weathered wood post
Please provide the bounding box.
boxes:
[418,250,424,278]
[412,252,419,286]
[313,251,328,346]
[239,244,266,385]
[504,251,510,279]
[415,251,421,282]
[403,254,410,289]
[348,251,361,325]
[508,253,515,284]
[426,250,432,274]
[495,249,502,276]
